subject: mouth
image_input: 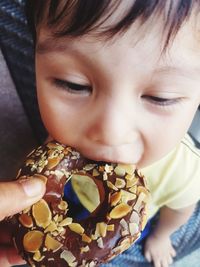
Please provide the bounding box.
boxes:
[76,145,143,165]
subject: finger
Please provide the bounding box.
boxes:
[161,259,169,267]
[170,247,176,258]
[0,246,26,267]
[144,251,152,262]
[154,259,161,267]
[168,255,173,265]
[0,178,46,221]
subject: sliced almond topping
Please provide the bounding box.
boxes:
[26,159,35,166]
[82,234,92,243]
[54,170,64,181]
[107,224,115,231]
[92,169,100,177]
[115,178,126,189]
[63,148,70,155]
[134,192,146,212]
[59,217,72,227]
[109,203,131,219]
[137,186,149,201]
[120,237,131,252]
[58,215,64,222]
[112,245,121,254]
[19,214,33,228]
[46,143,64,150]
[122,164,136,175]
[126,178,138,188]
[57,226,65,233]
[107,181,118,191]
[130,211,140,224]
[83,164,96,171]
[69,262,78,267]
[91,233,98,240]
[105,164,113,173]
[103,172,108,181]
[47,157,60,170]
[45,234,63,252]
[114,165,126,176]
[16,168,22,178]
[95,222,107,238]
[58,200,68,211]
[52,231,59,237]
[121,230,129,236]
[53,214,59,222]
[44,221,57,233]
[27,148,36,157]
[60,250,76,266]
[120,218,128,230]
[98,166,105,172]
[129,222,139,236]
[88,261,96,267]
[23,230,44,253]
[115,164,136,176]
[68,223,84,235]
[80,245,90,254]
[125,174,135,180]
[129,185,137,194]
[97,237,104,248]
[33,250,45,262]
[121,190,136,203]
[32,199,52,228]
[110,191,122,207]
[44,170,50,176]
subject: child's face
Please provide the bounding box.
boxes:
[35,15,200,168]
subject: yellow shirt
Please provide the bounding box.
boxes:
[141,134,200,219]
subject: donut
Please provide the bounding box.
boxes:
[11,141,149,267]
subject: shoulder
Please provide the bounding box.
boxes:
[142,134,200,216]
[180,134,200,159]
[141,133,200,198]
[142,134,200,180]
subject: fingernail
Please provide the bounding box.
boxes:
[20,178,44,197]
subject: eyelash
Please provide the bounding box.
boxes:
[142,95,181,106]
[53,79,92,94]
[53,79,181,107]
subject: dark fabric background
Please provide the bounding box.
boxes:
[0,0,47,143]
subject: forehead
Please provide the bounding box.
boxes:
[37,14,200,71]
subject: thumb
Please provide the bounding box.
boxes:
[0,178,46,221]
[0,246,26,267]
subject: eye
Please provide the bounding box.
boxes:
[142,95,181,106]
[53,79,92,94]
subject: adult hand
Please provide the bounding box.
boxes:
[0,177,46,266]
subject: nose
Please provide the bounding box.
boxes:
[85,98,140,147]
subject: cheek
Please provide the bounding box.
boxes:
[141,109,196,167]
[36,87,83,144]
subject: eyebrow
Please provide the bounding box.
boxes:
[154,65,200,80]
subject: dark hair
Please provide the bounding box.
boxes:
[26,0,197,48]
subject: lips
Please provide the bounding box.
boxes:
[76,143,144,165]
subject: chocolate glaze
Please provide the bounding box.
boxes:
[10,141,149,267]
